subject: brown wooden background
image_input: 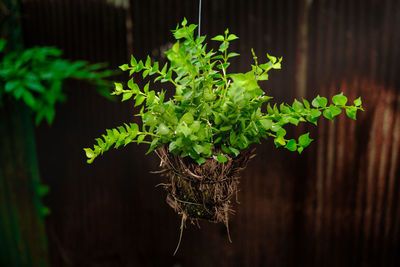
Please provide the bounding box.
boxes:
[19,0,400,266]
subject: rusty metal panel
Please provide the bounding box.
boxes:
[16,0,400,266]
[304,1,400,266]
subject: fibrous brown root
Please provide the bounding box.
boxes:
[154,146,256,252]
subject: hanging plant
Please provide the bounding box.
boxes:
[84,19,363,248]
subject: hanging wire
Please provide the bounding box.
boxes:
[198,0,202,37]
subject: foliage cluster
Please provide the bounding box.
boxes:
[84,19,363,165]
[0,39,114,124]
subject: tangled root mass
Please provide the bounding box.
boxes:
[155,146,255,251]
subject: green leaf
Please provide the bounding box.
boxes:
[151,62,159,74]
[258,73,269,81]
[354,97,362,106]
[134,95,146,107]
[276,127,287,137]
[25,80,45,93]
[271,124,282,132]
[161,62,168,74]
[260,119,273,130]
[303,99,310,109]
[332,92,348,106]
[267,53,277,64]
[145,91,155,106]
[274,136,286,147]
[114,82,123,92]
[220,125,232,131]
[165,69,172,80]
[130,55,137,66]
[131,83,140,94]
[122,92,133,101]
[289,118,300,126]
[312,95,327,108]
[298,133,313,148]
[196,157,206,165]
[193,144,204,154]
[119,64,129,71]
[4,81,19,92]
[272,58,282,69]
[227,34,239,41]
[44,108,55,124]
[323,109,333,120]
[200,143,212,156]
[221,144,230,155]
[176,124,192,137]
[191,121,201,132]
[129,123,139,139]
[228,52,240,58]
[310,109,322,118]
[345,106,357,119]
[169,140,180,152]
[285,139,297,151]
[180,112,194,124]
[292,99,304,112]
[143,113,157,126]
[127,78,136,91]
[137,134,146,144]
[229,147,240,157]
[181,17,188,26]
[95,138,105,148]
[329,105,342,117]
[212,55,224,60]
[137,60,144,71]
[142,69,149,78]
[216,153,228,163]
[84,148,95,159]
[174,28,188,39]
[145,55,151,68]
[146,138,159,154]
[22,91,36,108]
[317,96,328,107]
[143,82,150,94]
[117,126,127,135]
[157,123,170,135]
[211,35,225,41]
[273,104,280,116]
[267,104,274,115]
[219,42,229,52]
[280,103,290,114]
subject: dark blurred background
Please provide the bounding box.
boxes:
[7,0,400,266]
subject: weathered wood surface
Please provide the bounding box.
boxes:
[20,0,400,266]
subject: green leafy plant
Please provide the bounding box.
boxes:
[84,18,363,165]
[83,20,364,251]
[0,39,115,217]
[0,39,115,125]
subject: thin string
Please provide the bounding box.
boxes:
[198,0,202,37]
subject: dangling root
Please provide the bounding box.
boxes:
[173,214,187,256]
[224,204,232,243]
[155,146,255,253]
